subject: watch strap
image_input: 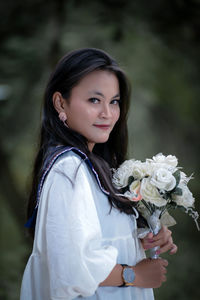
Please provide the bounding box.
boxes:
[119,264,128,287]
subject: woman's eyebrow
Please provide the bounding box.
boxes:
[89,90,120,99]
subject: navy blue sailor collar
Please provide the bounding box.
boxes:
[25,146,109,228]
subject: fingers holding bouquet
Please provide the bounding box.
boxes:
[141,225,178,255]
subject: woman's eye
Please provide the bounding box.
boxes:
[111,99,121,105]
[89,98,99,104]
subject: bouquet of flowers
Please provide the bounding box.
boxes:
[112,153,199,258]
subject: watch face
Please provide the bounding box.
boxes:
[123,267,135,284]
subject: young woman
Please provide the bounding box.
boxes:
[20,48,177,300]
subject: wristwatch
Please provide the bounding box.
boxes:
[120,264,135,287]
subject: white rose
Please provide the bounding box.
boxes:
[140,178,167,207]
[112,159,136,188]
[145,161,171,176]
[132,161,148,179]
[172,185,195,208]
[150,168,176,191]
[151,162,176,173]
[148,153,178,168]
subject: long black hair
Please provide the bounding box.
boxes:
[27,48,144,237]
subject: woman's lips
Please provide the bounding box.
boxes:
[93,124,111,130]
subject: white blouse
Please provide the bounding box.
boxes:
[20,151,154,300]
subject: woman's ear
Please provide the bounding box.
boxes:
[52,92,66,113]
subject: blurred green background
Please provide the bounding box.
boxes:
[0,0,200,299]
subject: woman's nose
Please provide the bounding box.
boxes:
[100,104,111,118]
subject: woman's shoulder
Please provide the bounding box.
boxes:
[49,148,89,178]
[45,147,109,196]
[53,149,86,167]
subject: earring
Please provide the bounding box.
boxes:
[58,112,69,128]
[59,112,67,122]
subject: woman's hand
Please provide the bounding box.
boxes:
[141,225,178,255]
[133,258,168,288]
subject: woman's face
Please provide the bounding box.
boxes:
[63,70,120,151]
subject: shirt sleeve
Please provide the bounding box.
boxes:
[43,153,118,299]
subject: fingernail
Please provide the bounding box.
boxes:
[147,239,154,243]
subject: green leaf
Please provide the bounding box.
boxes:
[121,186,129,193]
[173,187,183,196]
[162,192,169,200]
[173,170,181,187]
[127,176,134,186]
